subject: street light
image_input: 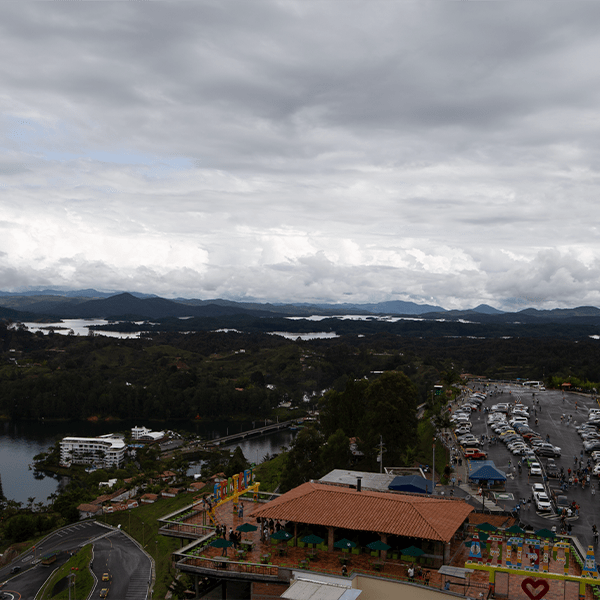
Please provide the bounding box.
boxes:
[432,436,436,495]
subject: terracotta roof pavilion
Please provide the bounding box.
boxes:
[250,481,473,543]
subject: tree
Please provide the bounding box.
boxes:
[319,371,419,468]
[226,446,249,477]
[320,429,351,473]
[280,426,324,492]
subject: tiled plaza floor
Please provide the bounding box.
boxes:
[178,499,595,599]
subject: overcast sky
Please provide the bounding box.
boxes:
[2,2,600,311]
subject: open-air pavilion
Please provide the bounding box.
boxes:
[248,481,473,565]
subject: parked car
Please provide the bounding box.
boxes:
[536,445,561,458]
[464,448,488,460]
[552,493,572,516]
[530,462,542,476]
[584,440,600,453]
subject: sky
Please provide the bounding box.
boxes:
[2,1,600,311]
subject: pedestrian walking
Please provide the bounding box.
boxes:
[592,484,596,498]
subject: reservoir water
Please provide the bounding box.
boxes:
[0,419,296,505]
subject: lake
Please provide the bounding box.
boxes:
[0,419,296,505]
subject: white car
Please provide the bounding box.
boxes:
[535,492,552,512]
[530,462,542,475]
[591,451,600,462]
[532,483,545,494]
[593,463,600,476]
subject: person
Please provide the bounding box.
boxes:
[238,503,244,518]
[592,484,596,498]
[424,571,430,586]
[408,566,414,582]
[342,564,348,576]
[444,581,450,591]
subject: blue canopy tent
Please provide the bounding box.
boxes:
[388,475,434,495]
[468,461,506,485]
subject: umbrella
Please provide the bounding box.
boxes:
[334,538,356,550]
[401,545,424,557]
[302,534,324,545]
[505,525,525,535]
[271,530,292,541]
[367,540,391,551]
[476,522,497,532]
[535,528,556,539]
[236,523,258,533]
[210,538,234,548]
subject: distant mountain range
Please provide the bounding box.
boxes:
[2,289,600,328]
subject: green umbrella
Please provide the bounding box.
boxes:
[210,538,234,548]
[302,534,324,545]
[535,528,556,539]
[476,522,497,532]
[271,530,292,541]
[505,525,525,535]
[334,538,357,549]
[236,523,258,533]
[401,545,424,557]
[367,540,391,551]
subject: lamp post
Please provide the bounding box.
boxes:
[432,436,436,495]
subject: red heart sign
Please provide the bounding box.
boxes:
[521,578,550,600]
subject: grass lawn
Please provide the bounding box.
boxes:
[99,492,198,599]
[39,544,93,600]
[254,453,286,492]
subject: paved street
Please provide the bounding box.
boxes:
[448,383,600,550]
[0,522,151,600]
[92,531,152,600]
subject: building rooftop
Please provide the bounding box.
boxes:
[318,470,396,492]
[250,481,473,543]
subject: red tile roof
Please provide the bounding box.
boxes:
[249,482,473,543]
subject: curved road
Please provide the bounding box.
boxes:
[0,521,151,600]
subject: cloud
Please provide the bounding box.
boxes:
[1,1,600,310]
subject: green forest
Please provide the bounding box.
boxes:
[2,321,600,422]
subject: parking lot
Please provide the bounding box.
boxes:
[454,383,600,549]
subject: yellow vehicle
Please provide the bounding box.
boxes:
[99,589,109,598]
[102,573,110,581]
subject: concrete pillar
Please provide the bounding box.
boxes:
[194,575,199,599]
[328,526,335,552]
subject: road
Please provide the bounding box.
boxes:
[0,521,151,600]
[92,531,152,600]
[455,383,600,549]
